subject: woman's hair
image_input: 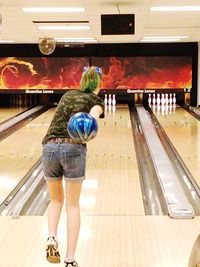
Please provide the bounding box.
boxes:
[80,66,102,93]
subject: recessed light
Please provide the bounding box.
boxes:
[143,36,188,39]
[0,40,15,43]
[23,7,85,13]
[151,6,200,12]
[38,25,90,30]
[140,38,181,42]
[55,38,97,42]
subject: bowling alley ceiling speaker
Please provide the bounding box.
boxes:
[101,14,135,35]
[38,38,56,55]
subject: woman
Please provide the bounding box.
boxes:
[42,66,104,267]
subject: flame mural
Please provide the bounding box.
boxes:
[0,56,192,90]
[92,56,192,89]
[0,57,89,89]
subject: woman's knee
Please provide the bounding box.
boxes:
[66,198,80,209]
[51,198,64,206]
[47,180,64,205]
[65,181,82,208]
[50,195,64,206]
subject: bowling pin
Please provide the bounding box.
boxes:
[112,94,116,106]
[169,93,173,105]
[108,94,112,106]
[157,94,161,105]
[152,94,156,105]
[172,93,176,105]
[104,94,108,105]
[148,94,151,106]
[152,104,156,112]
[161,94,165,106]
[165,93,168,105]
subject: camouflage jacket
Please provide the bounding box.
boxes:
[42,90,104,145]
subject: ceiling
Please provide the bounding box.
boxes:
[1,0,200,44]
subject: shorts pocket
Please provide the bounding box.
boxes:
[42,150,57,162]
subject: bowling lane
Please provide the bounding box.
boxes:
[0,108,55,205]
[60,105,144,215]
[153,106,200,187]
[2,105,198,267]
[1,214,200,267]
[0,107,27,123]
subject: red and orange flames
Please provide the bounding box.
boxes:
[95,56,192,89]
[0,57,88,89]
[0,56,192,90]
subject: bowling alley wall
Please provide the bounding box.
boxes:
[0,42,198,106]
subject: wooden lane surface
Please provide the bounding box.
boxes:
[154,106,200,188]
[0,108,26,123]
[0,105,198,267]
[82,105,144,215]
[0,215,200,267]
[0,108,55,205]
[54,105,144,215]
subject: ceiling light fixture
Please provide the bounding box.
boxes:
[23,7,85,13]
[38,25,90,30]
[0,40,15,43]
[141,38,181,42]
[55,37,97,42]
[151,6,200,12]
[143,36,188,39]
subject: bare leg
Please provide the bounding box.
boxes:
[46,179,64,237]
[65,181,83,260]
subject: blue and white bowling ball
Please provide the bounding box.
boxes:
[67,112,98,142]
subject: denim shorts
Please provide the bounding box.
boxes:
[42,143,86,182]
